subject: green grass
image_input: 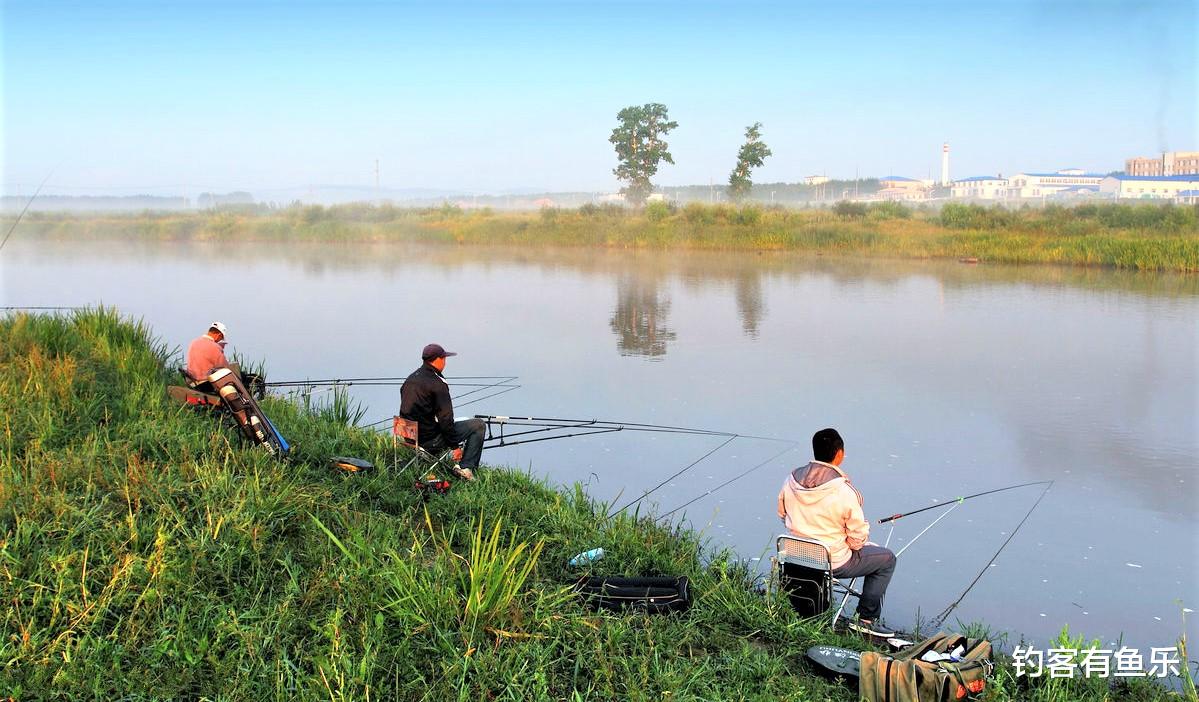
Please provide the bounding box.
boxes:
[1,310,1191,700]
[9,200,1199,272]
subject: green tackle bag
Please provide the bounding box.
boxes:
[859,632,992,702]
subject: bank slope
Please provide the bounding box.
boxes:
[0,310,1184,701]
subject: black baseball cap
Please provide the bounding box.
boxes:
[422,343,457,361]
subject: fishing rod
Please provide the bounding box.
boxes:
[0,169,55,254]
[878,480,1055,524]
[660,442,801,519]
[608,434,739,518]
[265,375,519,387]
[474,415,796,444]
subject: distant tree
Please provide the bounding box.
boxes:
[727,122,772,202]
[609,103,678,207]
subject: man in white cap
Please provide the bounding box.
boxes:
[399,343,486,481]
[186,321,230,386]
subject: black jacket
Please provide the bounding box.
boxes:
[399,363,456,446]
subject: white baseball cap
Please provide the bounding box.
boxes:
[210,321,228,335]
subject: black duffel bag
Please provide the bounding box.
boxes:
[574,576,691,614]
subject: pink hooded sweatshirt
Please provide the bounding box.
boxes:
[777,460,869,569]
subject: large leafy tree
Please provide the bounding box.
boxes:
[727,122,772,202]
[609,103,678,207]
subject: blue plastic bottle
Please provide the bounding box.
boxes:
[568,547,605,566]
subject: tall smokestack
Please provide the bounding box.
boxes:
[941,142,950,186]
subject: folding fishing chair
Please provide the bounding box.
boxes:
[775,534,861,628]
[392,416,458,475]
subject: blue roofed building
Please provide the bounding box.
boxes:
[1007,170,1106,199]
[1100,174,1199,200]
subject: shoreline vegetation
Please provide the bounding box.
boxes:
[2,309,1193,699]
[9,200,1199,272]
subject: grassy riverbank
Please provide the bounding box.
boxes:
[13,200,1199,272]
[2,310,1192,700]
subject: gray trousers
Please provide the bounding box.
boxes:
[422,418,486,469]
[831,545,896,621]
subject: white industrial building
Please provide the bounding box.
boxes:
[1100,174,1199,200]
[876,176,931,201]
[951,176,1008,200]
[1006,170,1105,199]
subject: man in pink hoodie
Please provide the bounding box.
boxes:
[778,428,897,637]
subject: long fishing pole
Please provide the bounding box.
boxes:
[475,414,795,444]
[929,480,1054,627]
[0,170,55,254]
[879,480,1054,524]
[660,442,801,519]
[265,375,519,386]
[608,434,739,518]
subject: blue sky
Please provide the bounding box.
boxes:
[2,0,1195,194]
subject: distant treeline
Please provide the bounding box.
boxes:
[0,191,258,212]
[659,179,882,204]
[8,200,1197,271]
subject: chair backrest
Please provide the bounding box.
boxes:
[776,535,834,572]
[393,416,420,448]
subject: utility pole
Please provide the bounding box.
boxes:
[374,159,380,202]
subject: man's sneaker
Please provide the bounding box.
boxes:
[450,465,475,482]
[847,618,896,638]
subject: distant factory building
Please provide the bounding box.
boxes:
[876,176,930,201]
[1125,151,1199,177]
[803,175,830,185]
[951,176,1008,200]
[1100,174,1199,200]
[1006,170,1105,199]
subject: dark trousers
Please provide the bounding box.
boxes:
[831,545,896,621]
[422,418,486,469]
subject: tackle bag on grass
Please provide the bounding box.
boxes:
[859,632,992,702]
[574,576,691,614]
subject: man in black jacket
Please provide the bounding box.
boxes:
[399,343,486,481]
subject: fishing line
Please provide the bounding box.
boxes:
[0,169,55,253]
[928,479,1054,628]
[660,442,801,519]
[607,434,739,518]
[894,500,962,558]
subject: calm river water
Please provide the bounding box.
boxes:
[3,238,1196,653]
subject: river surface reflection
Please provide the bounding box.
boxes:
[4,238,1196,651]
